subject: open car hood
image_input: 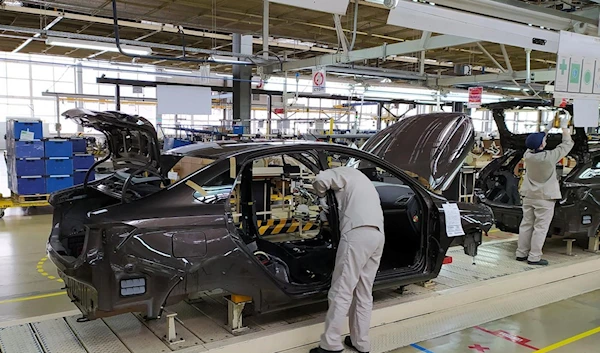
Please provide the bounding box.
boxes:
[483,100,590,158]
[62,108,162,175]
[361,112,474,192]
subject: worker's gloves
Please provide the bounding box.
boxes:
[544,120,555,132]
[560,116,570,129]
[319,197,329,213]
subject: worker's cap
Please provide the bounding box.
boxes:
[525,132,545,150]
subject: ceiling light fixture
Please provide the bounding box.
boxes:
[45,37,153,56]
[2,0,23,6]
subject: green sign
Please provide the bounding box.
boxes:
[570,63,581,84]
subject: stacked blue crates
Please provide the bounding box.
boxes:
[6,120,46,195]
[71,138,95,185]
[44,139,74,193]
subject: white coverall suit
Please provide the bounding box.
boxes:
[312,166,385,353]
[516,129,574,263]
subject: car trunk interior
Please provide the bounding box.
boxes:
[237,161,426,288]
[482,150,578,208]
[49,173,164,259]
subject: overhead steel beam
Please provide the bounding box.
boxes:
[430,0,598,35]
[387,1,559,53]
[432,69,555,86]
[266,35,477,72]
[12,16,62,53]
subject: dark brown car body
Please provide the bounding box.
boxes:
[47,109,493,320]
[475,100,600,240]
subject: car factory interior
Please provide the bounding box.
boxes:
[1,0,600,352]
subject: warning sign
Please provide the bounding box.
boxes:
[468,86,483,108]
[312,68,326,93]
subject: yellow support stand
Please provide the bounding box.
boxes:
[224,294,252,334]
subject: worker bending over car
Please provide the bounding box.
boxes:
[516,116,574,266]
[310,166,385,353]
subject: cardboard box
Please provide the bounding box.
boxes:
[171,156,215,179]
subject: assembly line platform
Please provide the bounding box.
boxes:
[1,238,600,353]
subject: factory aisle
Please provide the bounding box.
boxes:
[0,208,76,323]
[392,290,600,353]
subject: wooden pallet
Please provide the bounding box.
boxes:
[12,193,50,203]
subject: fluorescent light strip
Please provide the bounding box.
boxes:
[46,37,152,56]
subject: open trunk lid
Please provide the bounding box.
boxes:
[62,108,163,176]
[361,112,474,192]
[484,100,590,158]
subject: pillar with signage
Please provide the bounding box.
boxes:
[553,31,600,129]
[312,68,326,94]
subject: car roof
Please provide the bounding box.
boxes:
[164,140,338,159]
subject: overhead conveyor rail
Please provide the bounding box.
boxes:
[0,239,599,353]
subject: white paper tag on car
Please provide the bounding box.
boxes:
[442,203,465,237]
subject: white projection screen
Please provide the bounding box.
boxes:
[156,85,212,115]
[269,0,349,15]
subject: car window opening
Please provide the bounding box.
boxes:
[229,151,427,289]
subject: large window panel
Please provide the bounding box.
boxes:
[32,65,55,81]
[99,84,115,96]
[32,99,56,117]
[53,66,74,83]
[6,98,33,117]
[32,81,54,97]
[6,62,29,79]
[7,79,31,97]
[83,83,99,95]
[0,62,6,78]
[0,78,7,96]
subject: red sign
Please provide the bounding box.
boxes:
[468,86,483,108]
[475,326,539,350]
[273,108,285,115]
[468,344,490,352]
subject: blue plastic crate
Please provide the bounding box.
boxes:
[8,120,43,140]
[46,176,73,193]
[44,139,73,157]
[45,158,73,176]
[74,170,95,185]
[73,154,95,170]
[71,138,87,153]
[11,158,45,177]
[11,176,46,195]
[11,140,44,158]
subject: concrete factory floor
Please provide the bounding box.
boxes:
[391,290,600,353]
[0,208,598,353]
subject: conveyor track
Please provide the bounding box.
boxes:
[0,239,597,353]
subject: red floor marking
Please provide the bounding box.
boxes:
[475,326,540,350]
[468,344,490,352]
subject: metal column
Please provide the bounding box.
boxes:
[453,101,464,112]
[377,103,383,130]
[115,84,121,111]
[75,62,84,133]
[232,34,252,134]
[266,94,272,136]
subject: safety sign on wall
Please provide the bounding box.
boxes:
[467,86,483,108]
[312,68,326,93]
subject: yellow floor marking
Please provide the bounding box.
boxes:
[488,229,500,233]
[35,257,64,283]
[0,291,66,305]
[536,326,600,353]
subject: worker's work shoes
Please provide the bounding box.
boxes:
[309,347,342,353]
[344,337,369,353]
[527,259,549,266]
[516,257,549,266]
